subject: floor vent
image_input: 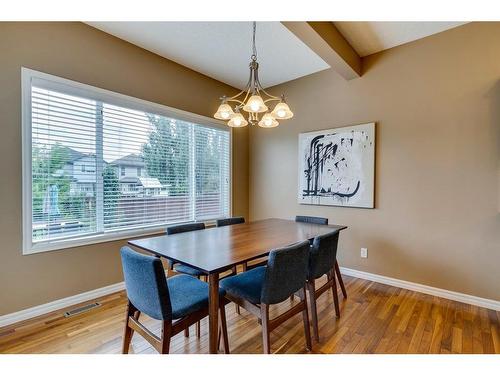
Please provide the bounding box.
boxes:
[64,302,101,317]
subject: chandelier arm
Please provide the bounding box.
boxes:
[263,98,281,104]
[254,68,281,101]
[225,98,245,105]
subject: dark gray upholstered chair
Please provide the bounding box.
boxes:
[220,241,312,353]
[119,247,229,354]
[295,215,329,225]
[306,230,341,341]
[216,216,245,227]
[295,215,347,300]
[165,222,207,338]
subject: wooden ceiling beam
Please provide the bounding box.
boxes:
[282,21,361,80]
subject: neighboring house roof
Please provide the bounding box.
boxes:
[119,176,163,188]
[119,177,140,184]
[139,177,163,189]
[111,153,145,168]
[67,148,87,163]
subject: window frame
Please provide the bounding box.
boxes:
[22,67,232,255]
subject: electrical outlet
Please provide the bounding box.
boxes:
[360,248,368,258]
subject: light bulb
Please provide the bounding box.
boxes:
[227,112,248,127]
[243,95,268,113]
[271,101,293,120]
[258,113,279,128]
[214,103,235,120]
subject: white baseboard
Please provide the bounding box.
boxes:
[339,267,500,311]
[0,282,125,328]
[1,267,499,329]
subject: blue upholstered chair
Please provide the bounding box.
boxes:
[295,215,347,300]
[165,222,206,338]
[220,241,312,353]
[216,216,245,227]
[306,230,341,341]
[166,222,206,278]
[120,246,229,354]
[215,217,246,315]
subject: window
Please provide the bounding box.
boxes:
[22,68,231,254]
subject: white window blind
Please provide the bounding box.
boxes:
[23,69,230,253]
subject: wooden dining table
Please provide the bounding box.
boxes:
[128,218,347,354]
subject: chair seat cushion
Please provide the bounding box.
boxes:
[174,263,205,277]
[220,266,266,305]
[167,274,225,320]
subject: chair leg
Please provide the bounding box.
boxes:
[219,304,230,354]
[260,303,271,354]
[298,287,312,351]
[184,327,189,337]
[196,321,201,338]
[235,303,241,315]
[122,302,136,354]
[335,261,347,299]
[160,321,172,354]
[307,280,319,342]
[330,269,340,318]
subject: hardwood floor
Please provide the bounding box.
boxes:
[0,275,498,354]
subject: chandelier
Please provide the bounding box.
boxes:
[214,22,294,128]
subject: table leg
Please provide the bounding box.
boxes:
[208,273,220,354]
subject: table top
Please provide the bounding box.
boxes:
[128,218,347,274]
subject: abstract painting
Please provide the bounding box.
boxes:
[298,122,375,208]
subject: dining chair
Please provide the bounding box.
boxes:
[166,222,206,278]
[220,240,312,354]
[216,216,246,315]
[305,230,341,341]
[217,217,267,273]
[216,216,245,227]
[165,222,206,338]
[120,246,229,354]
[295,215,347,300]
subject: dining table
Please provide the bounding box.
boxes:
[128,217,347,354]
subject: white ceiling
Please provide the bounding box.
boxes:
[87,22,468,88]
[334,22,467,57]
[87,22,330,89]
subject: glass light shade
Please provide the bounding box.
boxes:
[214,103,235,120]
[227,113,248,127]
[242,95,268,113]
[271,102,293,120]
[258,113,279,128]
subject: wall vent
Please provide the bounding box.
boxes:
[64,302,101,317]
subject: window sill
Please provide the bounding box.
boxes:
[23,220,217,255]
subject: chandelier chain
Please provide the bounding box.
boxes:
[251,21,257,61]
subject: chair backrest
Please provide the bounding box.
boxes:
[308,230,340,280]
[216,216,245,227]
[261,240,310,305]
[166,222,205,235]
[120,247,172,321]
[295,215,329,225]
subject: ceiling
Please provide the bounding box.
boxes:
[87,22,330,89]
[334,22,467,57]
[88,22,468,88]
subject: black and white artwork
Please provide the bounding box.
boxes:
[298,123,375,208]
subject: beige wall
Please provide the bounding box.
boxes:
[250,22,500,300]
[0,22,248,315]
